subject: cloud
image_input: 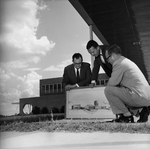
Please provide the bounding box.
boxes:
[23,68,41,72]
[82,43,86,47]
[0,0,55,63]
[0,55,41,71]
[6,61,28,69]
[0,0,52,115]
[0,76,22,115]
[0,67,11,82]
[38,0,48,10]
[0,66,42,96]
[43,59,72,71]
[0,65,42,115]
[43,65,62,71]
[0,91,20,115]
[17,71,42,98]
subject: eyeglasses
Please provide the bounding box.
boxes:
[74,62,82,65]
[74,62,82,67]
[74,62,82,69]
[106,54,112,61]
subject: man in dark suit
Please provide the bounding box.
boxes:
[86,40,112,86]
[62,53,92,90]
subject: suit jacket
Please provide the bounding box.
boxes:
[108,56,150,100]
[92,45,112,81]
[62,62,92,88]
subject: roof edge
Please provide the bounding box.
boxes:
[69,0,109,44]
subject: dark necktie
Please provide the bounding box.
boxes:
[76,68,80,83]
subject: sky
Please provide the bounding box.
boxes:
[0,0,103,116]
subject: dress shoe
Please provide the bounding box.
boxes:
[114,114,134,123]
[107,114,134,123]
[137,106,150,123]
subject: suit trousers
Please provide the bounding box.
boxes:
[104,86,150,115]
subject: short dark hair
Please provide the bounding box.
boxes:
[107,44,122,55]
[72,53,83,61]
[86,40,98,49]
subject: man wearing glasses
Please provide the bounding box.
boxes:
[86,40,112,86]
[105,44,150,123]
[62,53,91,91]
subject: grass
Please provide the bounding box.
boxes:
[0,113,64,125]
[0,120,150,134]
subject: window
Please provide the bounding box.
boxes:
[46,85,49,93]
[101,80,104,85]
[50,84,54,93]
[58,83,62,92]
[42,85,46,93]
[54,84,57,93]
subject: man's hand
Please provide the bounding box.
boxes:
[65,84,77,91]
[65,85,71,91]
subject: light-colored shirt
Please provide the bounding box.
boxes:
[100,48,105,63]
[74,67,80,77]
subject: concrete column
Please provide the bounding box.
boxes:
[57,83,58,93]
[89,25,95,70]
[53,84,54,93]
[61,83,62,92]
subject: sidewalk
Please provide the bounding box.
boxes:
[0,131,150,149]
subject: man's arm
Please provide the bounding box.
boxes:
[62,67,69,88]
[65,84,77,90]
[102,63,112,77]
[107,61,125,86]
[92,57,100,82]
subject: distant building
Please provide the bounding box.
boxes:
[19,73,109,115]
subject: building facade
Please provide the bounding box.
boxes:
[20,74,109,115]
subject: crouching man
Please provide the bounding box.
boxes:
[104,45,150,123]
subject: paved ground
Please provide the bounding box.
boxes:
[0,117,150,149]
[0,131,150,149]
